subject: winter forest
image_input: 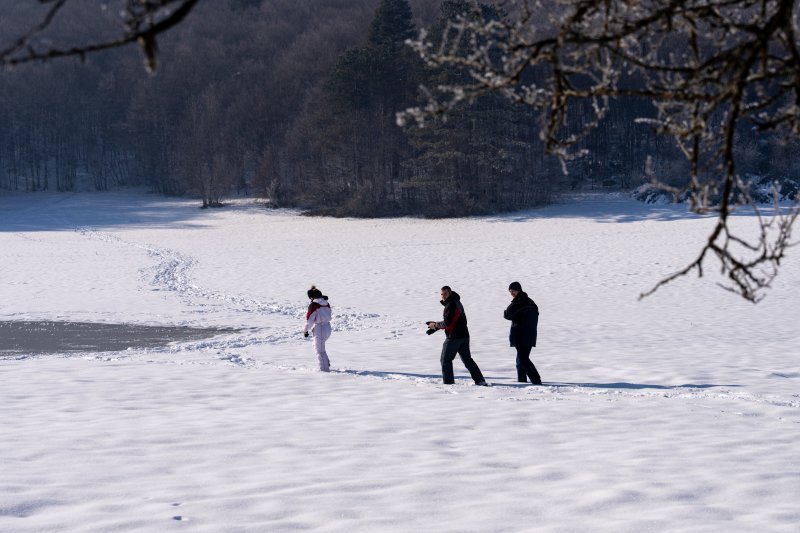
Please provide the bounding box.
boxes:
[2,0,797,217]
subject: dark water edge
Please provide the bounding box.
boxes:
[0,321,236,357]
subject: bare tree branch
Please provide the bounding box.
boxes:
[400,0,800,302]
[1,0,199,72]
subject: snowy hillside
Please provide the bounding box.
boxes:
[1,191,798,532]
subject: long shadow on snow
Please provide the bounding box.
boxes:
[548,382,740,390]
[338,371,739,391]
[339,369,519,384]
[338,369,444,380]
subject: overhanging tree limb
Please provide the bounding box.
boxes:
[1,0,199,72]
[400,0,799,302]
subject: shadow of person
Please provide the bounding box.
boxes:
[547,382,740,390]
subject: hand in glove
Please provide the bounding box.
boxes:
[303,331,309,338]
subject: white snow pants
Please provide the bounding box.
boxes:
[313,323,331,372]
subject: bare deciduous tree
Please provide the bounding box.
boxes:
[400,0,800,302]
[1,0,198,71]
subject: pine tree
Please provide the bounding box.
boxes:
[325,0,417,113]
[403,0,549,215]
[367,0,415,48]
[297,0,420,214]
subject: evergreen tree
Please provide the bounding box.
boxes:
[324,0,417,112]
[403,0,550,215]
[288,0,420,215]
[368,0,415,48]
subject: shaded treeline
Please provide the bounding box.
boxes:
[1,0,796,214]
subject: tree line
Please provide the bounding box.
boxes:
[1,0,797,216]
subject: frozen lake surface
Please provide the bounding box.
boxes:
[0,320,234,357]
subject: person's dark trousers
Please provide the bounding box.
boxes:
[516,354,528,382]
[440,337,485,384]
[515,345,542,384]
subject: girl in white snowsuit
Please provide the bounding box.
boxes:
[303,286,332,372]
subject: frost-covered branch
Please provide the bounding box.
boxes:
[400,0,800,301]
[1,0,199,72]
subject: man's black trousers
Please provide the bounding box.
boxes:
[440,337,485,384]
[515,345,542,384]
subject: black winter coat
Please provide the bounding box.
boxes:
[438,291,470,339]
[504,292,538,347]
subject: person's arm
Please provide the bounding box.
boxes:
[304,302,320,334]
[503,300,517,320]
[434,301,450,330]
[436,302,461,334]
[509,303,539,323]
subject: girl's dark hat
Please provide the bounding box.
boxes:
[307,287,323,299]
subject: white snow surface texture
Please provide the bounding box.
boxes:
[1,191,798,532]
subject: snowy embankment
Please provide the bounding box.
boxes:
[1,190,798,532]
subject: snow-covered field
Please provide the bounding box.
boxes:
[1,190,798,532]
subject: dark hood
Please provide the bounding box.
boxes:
[441,291,460,306]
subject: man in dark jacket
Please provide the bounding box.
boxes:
[427,286,488,386]
[503,281,542,384]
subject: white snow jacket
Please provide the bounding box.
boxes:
[305,297,332,333]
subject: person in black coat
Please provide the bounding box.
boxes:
[427,286,488,386]
[503,281,542,384]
